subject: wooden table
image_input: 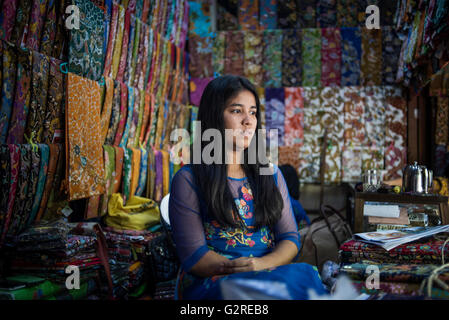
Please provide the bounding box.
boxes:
[354,192,449,233]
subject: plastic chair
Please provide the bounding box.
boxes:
[160,193,171,228]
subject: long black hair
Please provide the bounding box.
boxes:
[191,75,284,230]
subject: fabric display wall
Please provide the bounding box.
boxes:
[187,0,408,183]
[0,0,192,300]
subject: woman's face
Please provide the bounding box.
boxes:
[223,89,257,151]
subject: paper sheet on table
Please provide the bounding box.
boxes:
[363,204,400,218]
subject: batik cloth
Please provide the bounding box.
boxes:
[259,0,277,29]
[282,29,302,87]
[262,30,282,87]
[112,146,124,194]
[0,145,10,234]
[189,78,213,107]
[135,147,148,197]
[0,0,18,41]
[67,73,105,200]
[382,26,403,85]
[126,89,140,149]
[278,145,302,173]
[103,1,119,78]
[238,0,259,30]
[342,86,365,147]
[276,0,298,29]
[216,0,238,31]
[224,31,245,76]
[154,149,163,202]
[10,0,32,47]
[317,0,337,27]
[284,87,304,146]
[244,31,264,87]
[361,28,382,86]
[265,88,285,147]
[26,0,48,51]
[340,27,361,86]
[113,82,128,146]
[321,28,341,87]
[341,145,363,182]
[120,86,135,149]
[7,47,32,144]
[256,87,266,129]
[68,0,105,82]
[189,0,212,37]
[105,80,121,145]
[122,147,133,203]
[188,34,213,78]
[436,96,449,145]
[116,7,131,82]
[302,29,321,87]
[362,86,385,149]
[337,0,358,27]
[110,4,125,79]
[297,0,316,28]
[0,41,17,144]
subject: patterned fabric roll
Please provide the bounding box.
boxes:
[212,31,226,77]
[317,0,337,28]
[0,41,18,144]
[0,0,18,41]
[125,15,140,87]
[282,29,302,87]
[110,4,125,79]
[112,146,124,194]
[9,0,32,47]
[189,0,212,37]
[139,92,151,144]
[265,88,285,147]
[161,149,170,197]
[39,0,57,56]
[24,50,50,144]
[340,27,361,86]
[99,145,116,216]
[42,56,65,145]
[116,6,131,82]
[262,30,282,87]
[154,149,163,202]
[120,86,135,149]
[146,147,155,200]
[188,33,213,78]
[238,0,259,30]
[67,72,105,200]
[35,143,60,222]
[113,82,128,146]
[0,145,20,247]
[27,144,49,227]
[216,0,238,31]
[259,0,277,29]
[122,147,133,203]
[297,0,316,28]
[302,29,321,87]
[7,47,32,144]
[337,0,358,27]
[224,30,245,76]
[244,30,264,87]
[103,1,119,78]
[284,87,304,146]
[105,80,121,145]
[361,28,382,86]
[342,86,365,147]
[69,0,105,82]
[382,26,402,85]
[277,0,298,29]
[8,144,31,237]
[100,76,115,145]
[133,90,146,148]
[126,89,140,149]
[321,28,341,87]
[136,146,148,197]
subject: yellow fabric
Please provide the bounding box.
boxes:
[161,149,170,197]
[129,147,141,198]
[106,193,160,230]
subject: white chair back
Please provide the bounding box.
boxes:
[160,193,170,226]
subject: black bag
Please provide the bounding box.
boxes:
[146,220,180,284]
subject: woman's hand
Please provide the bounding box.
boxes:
[220,257,267,274]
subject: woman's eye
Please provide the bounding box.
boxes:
[231,109,240,114]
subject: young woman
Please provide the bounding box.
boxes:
[169,75,326,299]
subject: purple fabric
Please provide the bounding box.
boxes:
[168,165,298,271]
[189,77,213,106]
[265,88,286,147]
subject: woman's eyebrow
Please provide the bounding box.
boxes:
[227,103,257,108]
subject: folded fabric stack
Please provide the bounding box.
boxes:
[1,220,104,300]
[339,235,449,299]
[153,279,177,300]
[103,226,160,298]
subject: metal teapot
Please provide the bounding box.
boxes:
[402,162,433,194]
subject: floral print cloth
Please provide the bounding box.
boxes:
[259,0,277,29]
[282,29,302,87]
[244,31,264,87]
[67,72,105,200]
[340,27,361,86]
[302,29,321,87]
[262,30,282,87]
[321,28,341,87]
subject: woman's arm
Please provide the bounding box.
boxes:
[190,250,231,277]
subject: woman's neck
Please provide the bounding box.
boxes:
[226,150,245,179]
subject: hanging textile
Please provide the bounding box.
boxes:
[189,77,212,107]
[238,0,259,31]
[302,29,321,87]
[52,0,67,60]
[342,86,365,147]
[0,145,10,232]
[103,1,119,78]
[161,149,170,197]
[25,50,50,144]
[0,41,18,144]
[297,0,316,28]
[188,33,213,78]
[113,146,124,194]
[342,145,362,182]
[135,147,148,197]
[189,0,212,38]
[340,27,361,86]
[224,30,245,76]
[243,31,263,87]
[105,80,121,145]
[337,0,358,27]
[42,57,65,145]
[68,0,105,82]
[26,0,49,51]
[120,86,135,149]
[124,14,140,87]
[153,149,163,202]
[277,0,298,29]
[321,28,341,87]
[10,0,32,47]
[122,148,133,203]
[0,0,18,42]
[111,5,126,79]
[363,86,385,149]
[129,148,142,198]
[284,87,304,146]
[278,146,301,173]
[216,0,239,31]
[146,147,155,200]
[66,72,105,200]
[256,87,266,129]
[262,30,282,88]
[379,0,398,26]
[113,82,129,146]
[126,89,140,149]
[7,47,32,145]
[99,145,116,216]
[282,29,302,87]
[259,0,277,30]
[317,0,337,28]
[116,5,131,82]
[361,28,382,86]
[27,144,49,227]
[100,76,114,144]
[265,88,285,147]
[382,26,403,85]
